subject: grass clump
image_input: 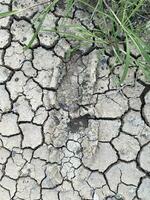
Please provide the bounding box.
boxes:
[0,0,150,83]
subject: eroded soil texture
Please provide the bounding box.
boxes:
[0,0,150,200]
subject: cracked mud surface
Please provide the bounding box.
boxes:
[0,1,150,200]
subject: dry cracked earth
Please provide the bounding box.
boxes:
[0,0,150,200]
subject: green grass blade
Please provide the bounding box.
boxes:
[124,0,145,25]
[25,0,59,49]
[0,10,18,18]
[91,0,100,19]
[65,0,75,17]
[120,36,130,83]
[0,0,51,18]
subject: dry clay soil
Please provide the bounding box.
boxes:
[0,0,150,200]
